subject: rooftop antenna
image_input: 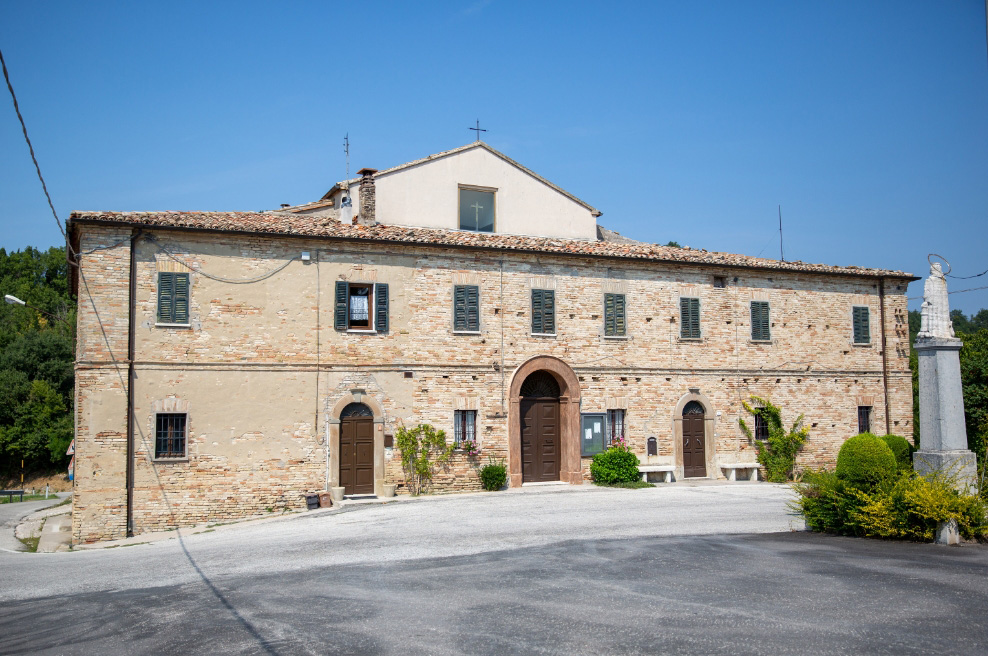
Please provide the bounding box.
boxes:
[778,204,785,262]
[469,119,487,141]
[341,133,352,207]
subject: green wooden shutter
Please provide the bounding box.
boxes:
[334,281,348,331]
[454,285,467,331]
[542,290,555,334]
[751,301,770,341]
[375,283,389,333]
[853,306,870,343]
[157,272,174,323]
[614,293,626,336]
[531,289,544,334]
[465,285,479,331]
[681,297,700,338]
[173,273,190,324]
[604,293,615,336]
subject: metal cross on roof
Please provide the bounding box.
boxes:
[469,120,487,141]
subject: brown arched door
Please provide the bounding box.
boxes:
[520,371,561,483]
[340,403,375,495]
[682,401,706,478]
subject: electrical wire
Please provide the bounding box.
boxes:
[907,284,988,301]
[145,234,299,284]
[1,47,67,242]
[946,267,988,280]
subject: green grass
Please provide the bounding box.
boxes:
[0,494,49,504]
[597,480,655,489]
[17,536,40,552]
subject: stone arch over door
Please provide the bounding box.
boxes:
[329,390,386,496]
[508,356,582,488]
[672,390,717,480]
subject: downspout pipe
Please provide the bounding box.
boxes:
[126,229,141,537]
[879,277,891,436]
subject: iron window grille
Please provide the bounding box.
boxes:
[607,409,625,444]
[155,413,187,458]
[453,285,480,332]
[157,272,190,324]
[680,297,701,339]
[454,410,477,446]
[858,406,872,434]
[754,413,769,441]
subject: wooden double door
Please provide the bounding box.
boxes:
[340,416,375,495]
[521,398,560,483]
[682,402,707,478]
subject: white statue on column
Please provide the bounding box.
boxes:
[917,262,954,340]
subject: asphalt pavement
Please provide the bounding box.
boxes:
[1,483,985,655]
[0,494,67,552]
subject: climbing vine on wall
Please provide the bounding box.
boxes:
[738,396,809,483]
[394,423,455,495]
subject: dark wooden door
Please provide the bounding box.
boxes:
[682,405,706,478]
[340,416,374,495]
[521,399,560,483]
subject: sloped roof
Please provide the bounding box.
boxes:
[320,141,601,216]
[67,211,915,280]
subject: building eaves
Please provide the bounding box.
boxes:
[67,211,917,280]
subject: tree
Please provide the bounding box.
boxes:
[665,241,682,248]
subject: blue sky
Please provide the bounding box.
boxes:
[2,1,986,313]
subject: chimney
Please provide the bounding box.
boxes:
[357,168,378,226]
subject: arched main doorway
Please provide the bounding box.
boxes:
[339,402,374,495]
[682,401,706,478]
[520,371,561,483]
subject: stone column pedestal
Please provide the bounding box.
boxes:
[913,337,977,493]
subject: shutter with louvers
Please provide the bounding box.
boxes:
[454,286,467,331]
[613,293,625,336]
[375,283,389,333]
[157,272,174,323]
[465,285,479,331]
[853,306,870,343]
[751,301,770,341]
[681,297,701,338]
[531,289,544,334]
[604,293,615,336]
[541,289,555,334]
[334,281,348,331]
[173,273,190,324]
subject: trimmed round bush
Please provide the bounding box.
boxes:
[836,433,897,487]
[479,462,507,491]
[879,434,914,471]
[590,447,641,485]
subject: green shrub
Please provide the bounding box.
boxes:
[879,434,914,471]
[794,468,987,541]
[836,433,897,487]
[479,456,507,491]
[590,441,640,485]
[394,423,454,495]
[738,396,808,482]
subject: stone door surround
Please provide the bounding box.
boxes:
[508,356,582,487]
[671,390,717,480]
[328,389,386,497]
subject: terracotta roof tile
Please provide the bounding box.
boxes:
[67,211,914,279]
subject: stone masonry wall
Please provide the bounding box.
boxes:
[73,225,914,541]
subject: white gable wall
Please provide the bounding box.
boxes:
[373,147,597,240]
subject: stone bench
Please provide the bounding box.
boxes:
[638,465,676,483]
[1,489,25,503]
[719,463,763,481]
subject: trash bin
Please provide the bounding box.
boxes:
[305,493,320,510]
[318,492,333,508]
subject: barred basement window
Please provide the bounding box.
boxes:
[852,306,870,344]
[155,413,187,458]
[680,297,701,339]
[454,410,477,446]
[607,409,625,444]
[858,406,872,434]
[604,293,626,337]
[157,272,190,325]
[754,413,769,441]
[751,301,771,341]
[531,289,556,335]
[453,285,480,332]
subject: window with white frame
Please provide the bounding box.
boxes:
[454,410,477,446]
[607,409,625,445]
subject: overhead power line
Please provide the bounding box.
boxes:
[946,267,988,280]
[1,47,66,241]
